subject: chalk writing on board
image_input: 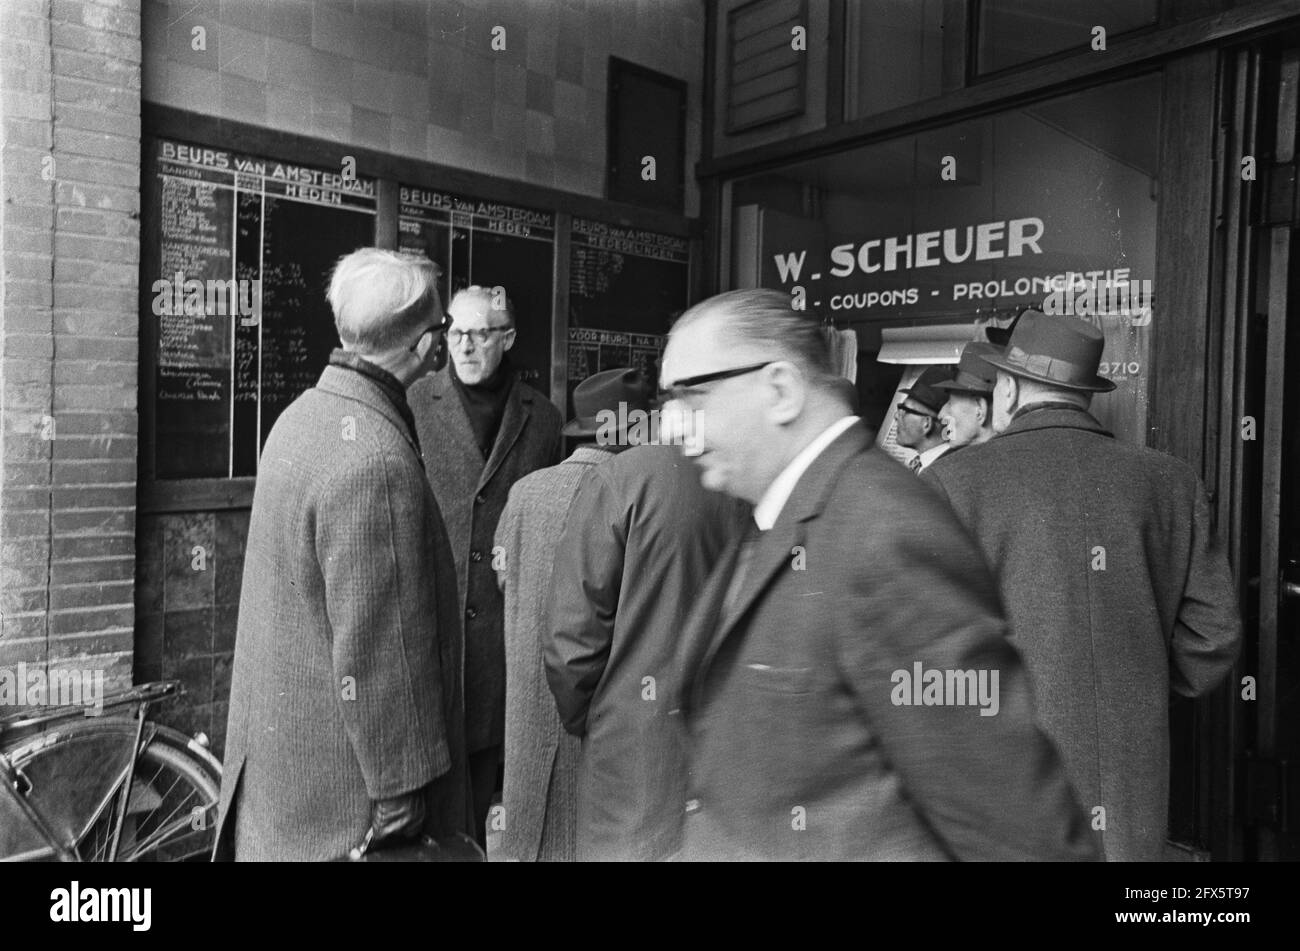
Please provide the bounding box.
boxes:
[151,137,377,479]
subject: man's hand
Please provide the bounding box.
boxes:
[351,790,426,858]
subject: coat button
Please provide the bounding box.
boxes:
[684,798,701,814]
[470,550,483,563]
[465,607,477,620]
[475,493,487,505]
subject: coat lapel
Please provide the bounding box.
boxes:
[422,369,484,473]
[687,420,872,711]
[479,379,530,492]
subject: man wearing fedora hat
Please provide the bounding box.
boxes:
[542,374,746,861]
[923,309,1242,861]
[895,365,955,473]
[933,341,999,453]
[493,368,650,861]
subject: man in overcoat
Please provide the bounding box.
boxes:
[493,368,650,861]
[543,381,746,861]
[659,289,1098,862]
[409,285,563,844]
[922,309,1242,861]
[215,249,471,861]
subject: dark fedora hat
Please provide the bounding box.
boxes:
[899,364,955,415]
[934,341,998,397]
[982,309,1116,393]
[562,367,654,438]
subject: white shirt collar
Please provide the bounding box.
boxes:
[753,416,859,530]
[916,442,952,472]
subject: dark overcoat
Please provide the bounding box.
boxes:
[923,404,1242,861]
[408,368,563,753]
[544,445,746,861]
[678,421,1099,861]
[493,446,614,862]
[214,364,471,861]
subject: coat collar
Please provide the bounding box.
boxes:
[315,364,423,465]
[565,445,616,468]
[426,367,536,491]
[687,420,873,711]
[1001,403,1113,440]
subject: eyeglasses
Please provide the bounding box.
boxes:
[409,316,452,353]
[895,403,938,421]
[657,361,774,401]
[448,326,513,346]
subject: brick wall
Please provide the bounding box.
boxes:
[141,0,705,216]
[0,0,142,700]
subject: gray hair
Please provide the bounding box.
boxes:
[327,248,442,353]
[449,284,515,326]
[672,288,834,383]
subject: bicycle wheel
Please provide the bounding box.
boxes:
[4,719,221,862]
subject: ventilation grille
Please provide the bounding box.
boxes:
[725,0,808,134]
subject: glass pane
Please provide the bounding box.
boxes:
[978,0,1158,75]
[728,74,1160,447]
[845,0,946,118]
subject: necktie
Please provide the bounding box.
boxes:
[908,454,923,474]
[722,520,763,624]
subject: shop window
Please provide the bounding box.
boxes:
[977,0,1158,75]
[844,0,946,118]
[728,73,1160,446]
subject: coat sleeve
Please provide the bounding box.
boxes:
[543,465,626,736]
[832,492,1100,861]
[1169,481,1243,697]
[314,453,450,801]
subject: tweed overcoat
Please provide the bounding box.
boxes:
[678,421,1099,862]
[408,368,563,754]
[214,363,471,862]
[543,445,748,861]
[493,445,614,862]
[922,404,1242,861]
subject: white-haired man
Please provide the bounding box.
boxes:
[409,284,563,845]
[660,288,1097,861]
[216,249,472,860]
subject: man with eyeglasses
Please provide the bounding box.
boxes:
[659,288,1098,862]
[217,249,471,860]
[409,284,563,848]
[893,365,954,473]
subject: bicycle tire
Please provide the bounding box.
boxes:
[3,719,221,862]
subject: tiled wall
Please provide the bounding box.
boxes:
[134,0,706,754]
[141,0,705,215]
[135,509,246,757]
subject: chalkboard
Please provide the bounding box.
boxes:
[149,138,377,479]
[399,187,554,397]
[566,217,689,410]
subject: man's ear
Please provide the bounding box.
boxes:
[502,326,517,352]
[765,361,805,425]
[976,396,989,425]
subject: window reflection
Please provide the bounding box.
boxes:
[845,0,945,118]
[977,0,1158,75]
[729,74,1161,446]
